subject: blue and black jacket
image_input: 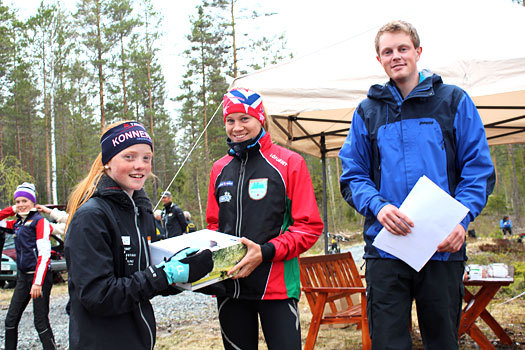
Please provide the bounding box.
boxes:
[339,71,495,261]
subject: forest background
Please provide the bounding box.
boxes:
[0,0,524,239]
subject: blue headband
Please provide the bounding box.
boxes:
[100,122,153,164]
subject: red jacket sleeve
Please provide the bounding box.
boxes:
[33,218,53,285]
[269,154,323,261]
[206,165,220,231]
[0,206,16,229]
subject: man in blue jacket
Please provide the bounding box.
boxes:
[339,20,495,349]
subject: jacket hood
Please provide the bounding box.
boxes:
[93,174,152,211]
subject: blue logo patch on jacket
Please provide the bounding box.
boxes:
[218,181,234,188]
[219,191,232,203]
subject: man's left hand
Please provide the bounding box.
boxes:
[437,224,465,253]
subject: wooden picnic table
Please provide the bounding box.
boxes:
[459,267,515,350]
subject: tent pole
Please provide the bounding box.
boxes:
[321,134,328,254]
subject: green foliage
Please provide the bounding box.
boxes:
[173,1,230,225]
[513,260,525,296]
[483,193,508,216]
[0,156,35,207]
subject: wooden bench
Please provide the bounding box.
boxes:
[299,252,371,350]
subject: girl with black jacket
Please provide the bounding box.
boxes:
[65,121,212,350]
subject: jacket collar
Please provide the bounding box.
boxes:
[16,208,38,223]
[93,174,152,210]
[227,129,273,159]
[368,70,442,105]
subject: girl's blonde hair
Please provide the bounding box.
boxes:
[66,120,131,228]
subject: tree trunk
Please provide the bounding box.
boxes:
[230,0,237,78]
[491,146,498,192]
[120,33,128,114]
[43,45,51,203]
[195,166,204,229]
[145,18,157,196]
[509,144,521,224]
[15,117,21,161]
[327,160,337,232]
[96,0,106,130]
[201,42,208,171]
[163,147,168,189]
[20,105,26,170]
[51,91,58,204]
[27,114,33,175]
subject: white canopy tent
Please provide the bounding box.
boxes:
[230,0,525,252]
[231,0,525,158]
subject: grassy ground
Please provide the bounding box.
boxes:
[1,236,523,349]
[156,235,524,349]
[157,235,525,349]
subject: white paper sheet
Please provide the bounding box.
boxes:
[372,176,469,272]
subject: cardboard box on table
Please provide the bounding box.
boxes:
[149,229,247,290]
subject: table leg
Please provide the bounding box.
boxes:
[467,324,495,350]
[460,286,499,335]
[460,284,515,348]
[479,307,513,345]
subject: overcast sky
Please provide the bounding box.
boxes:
[6,0,382,117]
[6,0,523,119]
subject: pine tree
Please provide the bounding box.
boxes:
[217,0,292,76]
[0,4,19,160]
[1,7,43,196]
[105,0,139,119]
[28,3,61,203]
[76,0,114,130]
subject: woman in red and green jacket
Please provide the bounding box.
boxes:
[206,88,323,350]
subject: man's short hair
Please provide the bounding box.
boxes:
[161,191,172,198]
[375,20,420,56]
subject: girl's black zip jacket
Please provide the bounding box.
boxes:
[65,175,172,350]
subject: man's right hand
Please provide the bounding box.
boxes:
[377,204,414,236]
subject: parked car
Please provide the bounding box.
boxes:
[0,227,17,288]
[0,253,17,288]
[0,228,68,287]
